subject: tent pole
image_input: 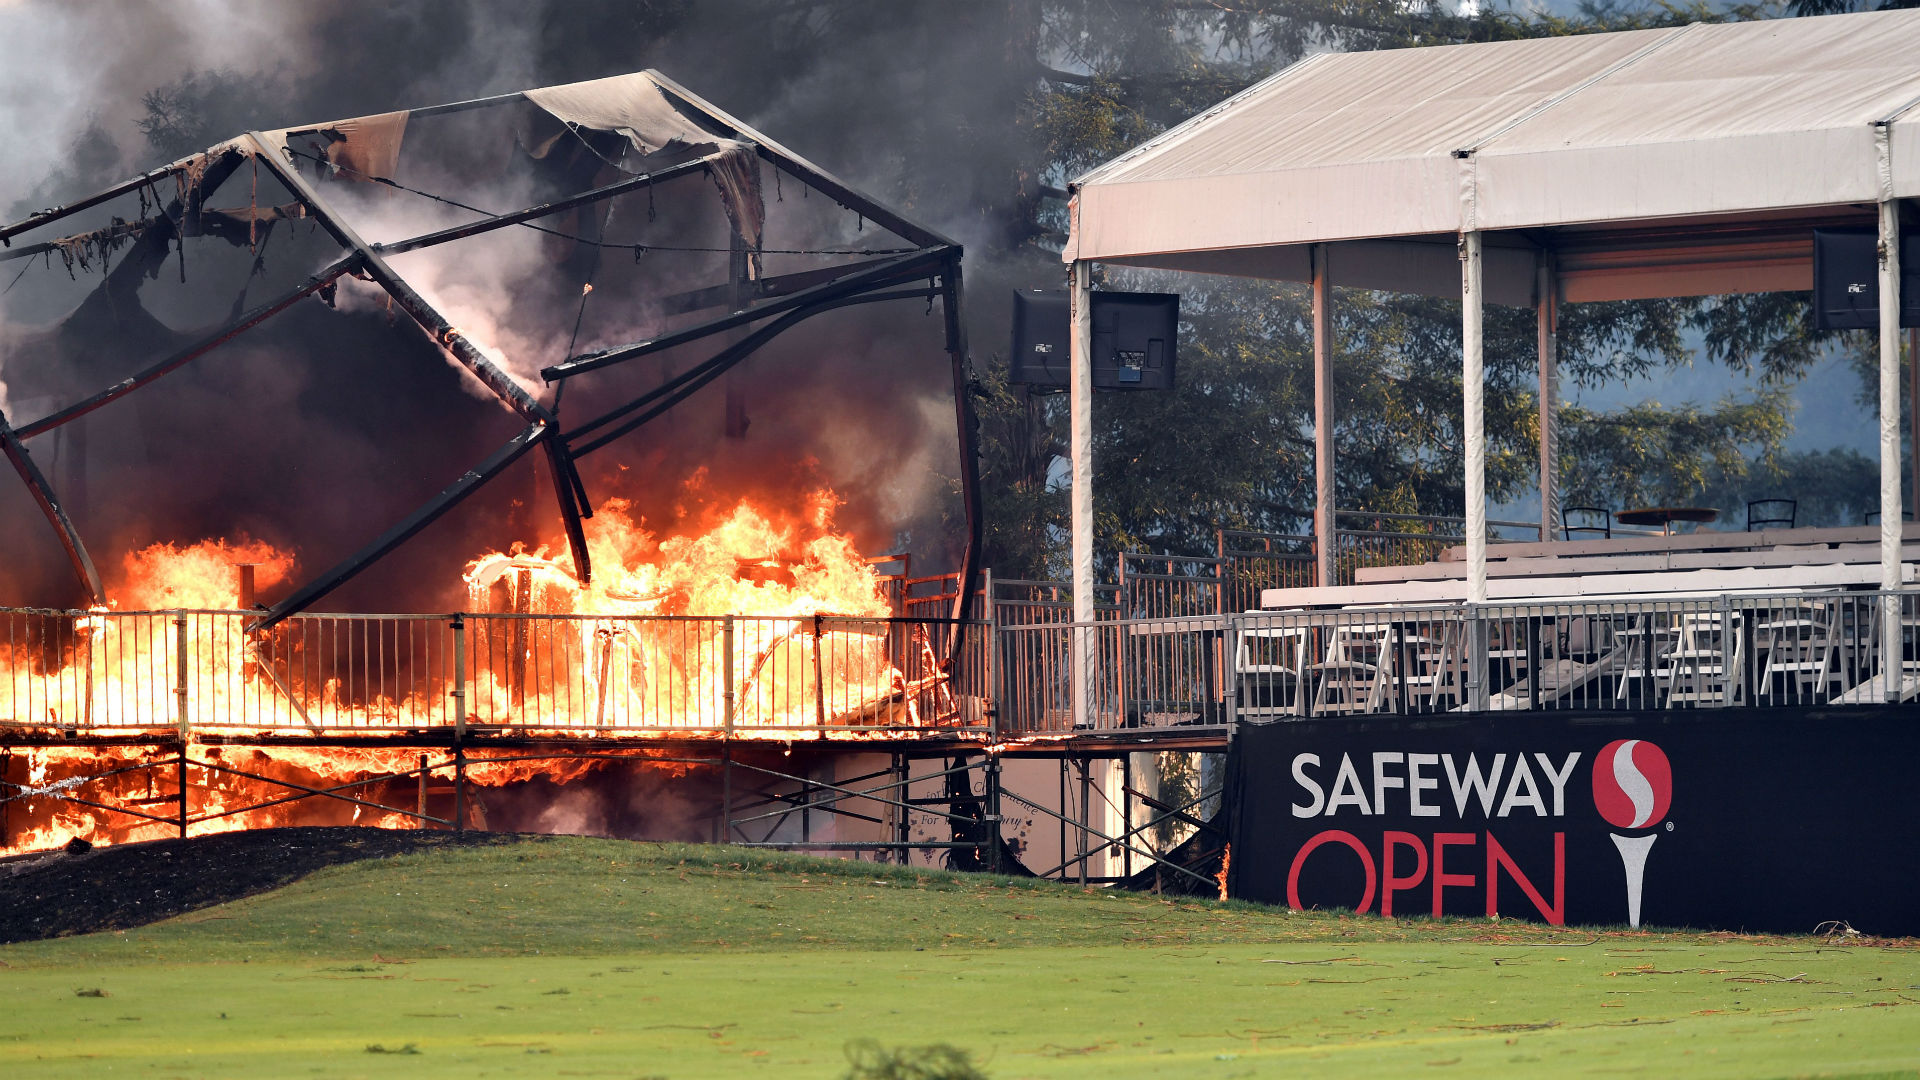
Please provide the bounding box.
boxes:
[1908,325,1917,522]
[1536,254,1558,543]
[1070,258,1096,728]
[1461,231,1487,607]
[1878,193,1903,700]
[1312,245,1336,587]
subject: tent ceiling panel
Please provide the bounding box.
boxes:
[1110,237,1539,307]
[1104,211,1856,305]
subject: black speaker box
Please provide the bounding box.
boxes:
[1010,289,1179,390]
[1811,228,1920,330]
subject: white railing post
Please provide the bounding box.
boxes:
[450,616,466,738]
[1877,129,1904,701]
[173,610,190,739]
[1069,258,1096,728]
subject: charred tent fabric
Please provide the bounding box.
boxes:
[0,71,980,630]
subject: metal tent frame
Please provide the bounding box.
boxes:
[0,70,984,642]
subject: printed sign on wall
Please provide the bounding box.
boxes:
[1227,708,1920,936]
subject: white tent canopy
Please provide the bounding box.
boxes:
[1058,10,1920,717]
[1066,10,1920,304]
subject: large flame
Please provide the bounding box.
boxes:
[116,537,295,611]
[458,492,919,733]
[464,489,892,620]
[0,743,702,856]
[0,489,956,856]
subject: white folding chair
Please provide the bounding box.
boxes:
[1234,625,1309,718]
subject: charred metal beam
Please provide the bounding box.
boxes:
[0,160,193,246]
[570,307,816,455]
[369,155,710,257]
[406,90,531,120]
[941,252,984,637]
[572,285,937,443]
[269,93,531,143]
[36,149,248,313]
[645,70,958,252]
[656,261,894,317]
[0,217,162,263]
[245,133,555,427]
[0,409,102,605]
[568,286,940,457]
[16,254,362,440]
[253,423,550,629]
[544,246,949,382]
[249,132,593,593]
[542,439,592,583]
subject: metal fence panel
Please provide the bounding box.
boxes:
[992,590,1920,733]
[0,609,987,736]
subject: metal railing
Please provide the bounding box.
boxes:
[995,620,1121,733]
[0,609,989,736]
[1119,553,1222,620]
[19,586,1906,740]
[993,590,1920,732]
[1218,513,1546,597]
[1219,530,1315,612]
[990,578,1119,626]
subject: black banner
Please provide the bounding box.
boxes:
[1226,707,1920,936]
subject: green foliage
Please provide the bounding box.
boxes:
[1558,393,1792,510]
[1696,446,1884,527]
[845,1040,988,1080]
[134,71,255,159]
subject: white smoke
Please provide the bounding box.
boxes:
[325,179,561,401]
[0,1,543,217]
[533,784,610,838]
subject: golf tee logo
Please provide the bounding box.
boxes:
[1591,739,1672,928]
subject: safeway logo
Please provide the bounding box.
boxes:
[1592,739,1672,928]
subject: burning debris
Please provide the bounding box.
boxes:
[0,71,986,857]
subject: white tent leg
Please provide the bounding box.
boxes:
[1070,258,1096,726]
[1879,198,1903,700]
[1909,326,1918,520]
[1313,244,1336,587]
[1462,231,1487,606]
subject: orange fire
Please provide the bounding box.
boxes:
[1,743,705,855]
[1,488,949,855]
[116,537,294,611]
[464,488,891,619]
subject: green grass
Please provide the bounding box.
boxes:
[3,835,1917,1078]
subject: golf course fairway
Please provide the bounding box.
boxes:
[2,834,1915,1078]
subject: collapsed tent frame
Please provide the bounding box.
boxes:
[0,70,984,643]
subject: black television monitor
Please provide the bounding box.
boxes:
[1811,228,1920,330]
[1010,289,1179,391]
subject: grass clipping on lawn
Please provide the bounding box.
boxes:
[2,833,1917,1079]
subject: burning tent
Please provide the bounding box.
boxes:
[0,72,990,853]
[0,69,980,625]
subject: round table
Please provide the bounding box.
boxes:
[1614,506,1719,535]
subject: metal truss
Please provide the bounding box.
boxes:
[0,744,458,837]
[0,71,982,634]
